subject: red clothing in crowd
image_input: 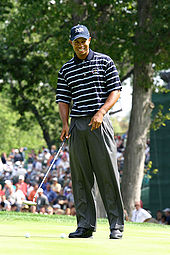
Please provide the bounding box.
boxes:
[28,189,37,202]
[17,182,27,197]
[0,190,5,196]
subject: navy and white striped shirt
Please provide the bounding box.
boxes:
[56,49,122,117]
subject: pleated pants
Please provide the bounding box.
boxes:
[69,114,124,231]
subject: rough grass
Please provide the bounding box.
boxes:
[0,211,169,255]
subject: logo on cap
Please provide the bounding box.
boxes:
[75,27,84,33]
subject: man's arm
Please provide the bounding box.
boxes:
[58,102,70,141]
[89,90,120,131]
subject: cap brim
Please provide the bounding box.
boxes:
[71,34,90,41]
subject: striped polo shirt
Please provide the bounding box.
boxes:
[56,49,122,117]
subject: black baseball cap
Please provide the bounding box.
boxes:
[70,24,90,41]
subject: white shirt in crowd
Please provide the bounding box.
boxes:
[131,208,152,223]
[12,189,25,204]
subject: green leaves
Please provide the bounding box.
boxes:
[151,104,170,131]
[0,92,45,153]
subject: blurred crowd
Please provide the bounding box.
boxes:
[0,145,75,216]
[115,134,151,182]
[0,135,169,224]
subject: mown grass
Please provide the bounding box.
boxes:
[0,211,169,255]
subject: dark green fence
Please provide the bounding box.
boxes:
[149,92,170,216]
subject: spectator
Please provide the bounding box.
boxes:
[41,178,50,191]
[2,165,12,182]
[34,157,43,172]
[57,153,70,172]
[46,151,58,170]
[19,147,26,161]
[8,148,15,162]
[51,177,61,193]
[25,169,34,185]
[50,145,56,155]
[26,183,34,197]
[3,180,15,211]
[47,206,54,215]
[166,212,170,225]
[116,136,124,152]
[17,162,27,177]
[16,175,27,197]
[28,183,39,213]
[28,183,38,202]
[156,210,163,224]
[55,188,68,211]
[163,208,170,225]
[12,184,25,212]
[70,205,76,216]
[14,149,23,162]
[1,153,7,164]
[44,184,57,205]
[0,184,5,210]
[66,188,74,210]
[161,215,167,225]
[36,188,49,214]
[26,153,34,168]
[131,201,152,223]
[42,149,51,166]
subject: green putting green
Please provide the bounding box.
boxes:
[0,212,169,255]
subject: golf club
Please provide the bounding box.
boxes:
[23,136,69,206]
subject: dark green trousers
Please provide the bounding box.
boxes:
[69,114,124,231]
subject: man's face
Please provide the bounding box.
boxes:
[34,184,38,190]
[70,37,91,59]
[135,203,140,210]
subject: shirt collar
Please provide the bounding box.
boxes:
[73,48,94,63]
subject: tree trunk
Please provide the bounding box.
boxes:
[121,63,154,218]
[121,0,154,219]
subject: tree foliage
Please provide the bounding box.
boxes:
[0,0,72,148]
[0,92,45,154]
[1,0,169,147]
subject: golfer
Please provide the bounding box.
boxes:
[56,24,124,239]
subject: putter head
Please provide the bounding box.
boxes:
[22,200,37,206]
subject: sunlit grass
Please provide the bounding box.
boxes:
[0,211,169,255]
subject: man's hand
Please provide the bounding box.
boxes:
[60,124,70,141]
[88,109,105,131]
[88,90,120,131]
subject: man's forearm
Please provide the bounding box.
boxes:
[58,102,70,126]
[98,90,120,116]
[58,102,70,140]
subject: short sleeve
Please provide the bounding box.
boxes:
[105,59,122,93]
[56,71,72,104]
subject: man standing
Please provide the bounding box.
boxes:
[56,24,124,239]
